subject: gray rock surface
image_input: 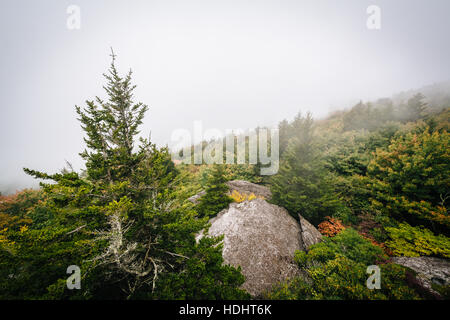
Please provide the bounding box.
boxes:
[392,256,450,297]
[188,180,271,204]
[187,190,205,204]
[197,197,322,297]
[298,214,323,250]
[225,180,272,200]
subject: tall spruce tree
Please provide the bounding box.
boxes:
[270,113,340,225]
[23,51,247,299]
[76,50,148,184]
[407,92,427,121]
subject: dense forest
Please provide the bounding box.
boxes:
[1,56,449,300]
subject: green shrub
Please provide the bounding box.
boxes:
[266,228,420,300]
[366,129,450,231]
[386,223,450,258]
[196,164,232,218]
[296,228,386,267]
[266,255,420,300]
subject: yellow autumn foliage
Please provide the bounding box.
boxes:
[0,227,16,252]
[230,190,264,203]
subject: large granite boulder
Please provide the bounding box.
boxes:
[391,256,450,298]
[197,197,322,297]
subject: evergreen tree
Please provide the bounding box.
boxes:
[406,93,427,121]
[20,51,247,299]
[270,113,340,225]
[75,50,148,184]
[197,164,232,218]
[278,119,290,157]
[366,127,450,233]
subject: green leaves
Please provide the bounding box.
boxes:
[386,223,450,258]
[196,164,232,218]
[267,228,420,300]
[296,228,386,267]
[271,113,341,225]
[10,52,249,300]
[366,129,450,230]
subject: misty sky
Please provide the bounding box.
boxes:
[1,0,450,193]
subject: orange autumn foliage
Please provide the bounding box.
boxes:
[318,216,393,256]
[318,216,346,237]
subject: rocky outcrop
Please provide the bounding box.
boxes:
[298,214,323,250]
[197,197,322,297]
[225,180,272,200]
[187,190,206,204]
[188,180,271,204]
[392,256,450,298]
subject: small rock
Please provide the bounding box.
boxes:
[391,256,450,298]
[298,214,323,250]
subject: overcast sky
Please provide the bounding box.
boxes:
[1,0,450,193]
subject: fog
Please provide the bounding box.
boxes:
[1,0,450,194]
